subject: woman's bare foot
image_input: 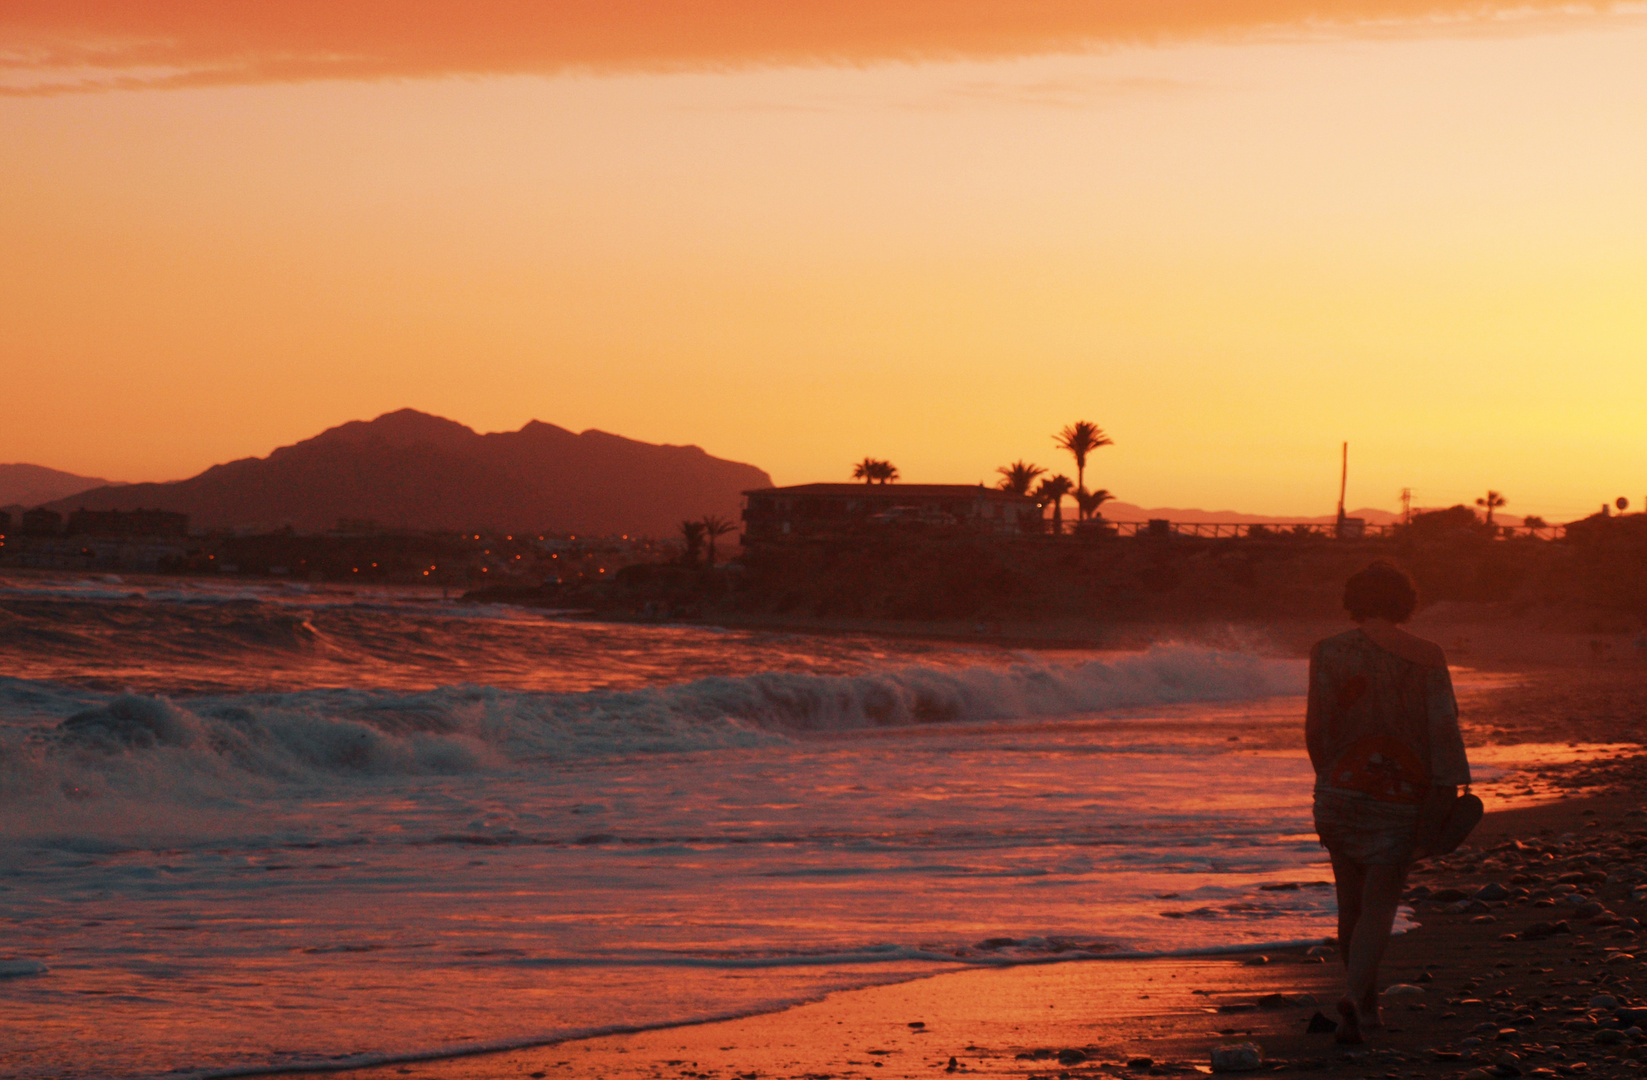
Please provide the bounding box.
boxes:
[1335,998,1364,1045]
[1358,991,1384,1031]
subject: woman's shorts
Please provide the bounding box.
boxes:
[1312,785,1419,865]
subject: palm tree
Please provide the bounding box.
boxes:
[1033,475,1074,533]
[679,519,706,566]
[1054,421,1113,508]
[995,460,1046,496]
[852,458,898,484]
[1476,490,1507,526]
[1074,488,1114,522]
[700,514,736,567]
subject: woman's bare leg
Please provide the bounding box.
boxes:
[1329,853,1368,1043]
[1346,862,1409,1030]
[1330,852,1366,963]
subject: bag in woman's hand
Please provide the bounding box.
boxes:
[1419,786,1483,857]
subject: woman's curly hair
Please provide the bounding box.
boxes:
[1343,559,1418,623]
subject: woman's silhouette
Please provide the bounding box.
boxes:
[1306,560,1470,1044]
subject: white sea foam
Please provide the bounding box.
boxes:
[4,644,1302,757]
[0,595,1339,1080]
[0,646,1302,840]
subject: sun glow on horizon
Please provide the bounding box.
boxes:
[3,7,1646,522]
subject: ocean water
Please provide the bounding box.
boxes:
[0,574,1529,1079]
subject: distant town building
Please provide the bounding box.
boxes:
[66,508,189,538]
[21,508,63,535]
[742,483,1039,542]
[0,510,10,533]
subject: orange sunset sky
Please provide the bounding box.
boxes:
[4,3,1646,521]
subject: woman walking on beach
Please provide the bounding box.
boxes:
[1307,560,1471,1044]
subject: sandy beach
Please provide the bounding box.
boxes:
[263,790,1647,1080]
[265,660,1647,1080]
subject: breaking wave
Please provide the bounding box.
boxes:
[0,645,1302,831]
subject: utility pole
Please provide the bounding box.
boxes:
[1400,487,1413,524]
[1336,442,1348,535]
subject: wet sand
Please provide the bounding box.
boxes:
[264,667,1647,1080]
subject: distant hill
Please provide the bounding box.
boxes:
[0,464,123,509]
[1098,501,1400,526]
[48,410,773,537]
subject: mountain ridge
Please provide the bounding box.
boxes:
[47,409,773,537]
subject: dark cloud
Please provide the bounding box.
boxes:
[0,1,1627,94]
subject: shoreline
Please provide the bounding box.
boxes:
[263,775,1647,1080]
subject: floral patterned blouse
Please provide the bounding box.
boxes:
[1305,628,1471,804]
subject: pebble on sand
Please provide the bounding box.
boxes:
[1383,984,1427,997]
[1210,1043,1264,1072]
[1305,1012,1338,1034]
